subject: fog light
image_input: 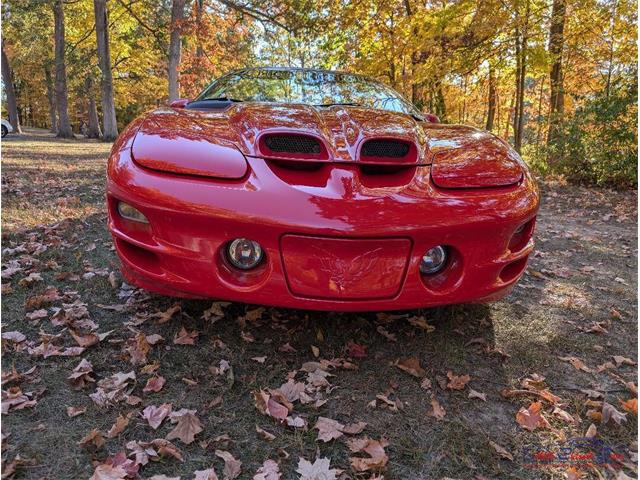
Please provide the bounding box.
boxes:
[227,238,263,270]
[117,202,149,223]
[420,246,447,274]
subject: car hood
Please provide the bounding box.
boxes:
[131,103,524,188]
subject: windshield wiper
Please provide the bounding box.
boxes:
[314,102,361,107]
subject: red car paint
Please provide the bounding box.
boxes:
[107,79,539,311]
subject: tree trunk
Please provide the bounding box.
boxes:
[535,75,546,152]
[485,66,496,131]
[513,0,530,153]
[52,0,74,138]
[1,40,22,133]
[168,0,186,101]
[604,0,618,98]
[195,0,204,58]
[433,80,447,122]
[44,64,57,133]
[94,0,119,141]
[85,77,102,139]
[547,0,567,157]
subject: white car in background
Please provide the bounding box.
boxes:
[1,119,13,138]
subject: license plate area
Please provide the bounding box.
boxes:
[280,235,411,300]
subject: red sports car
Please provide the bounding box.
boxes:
[107,67,539,311]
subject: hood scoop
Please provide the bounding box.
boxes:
[263,134,322,155]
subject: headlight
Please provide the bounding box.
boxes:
[117,202,149,223]
[420,246,448,274]
[226,238,263,270]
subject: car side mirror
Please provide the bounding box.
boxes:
[169,98,190,108]
[422,113,440,124]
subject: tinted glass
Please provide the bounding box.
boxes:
[196,69,420,116]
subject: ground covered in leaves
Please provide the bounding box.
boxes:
[1,129,638,480]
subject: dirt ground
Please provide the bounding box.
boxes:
[1,129,637,480]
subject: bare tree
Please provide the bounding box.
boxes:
[94,0,118,141]
[44,64,58,133]
[1,40,22,133]
[168,0,186,101]
[52,0,74,138]
[547,0,567,156]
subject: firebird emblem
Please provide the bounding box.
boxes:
[313,246,384,295]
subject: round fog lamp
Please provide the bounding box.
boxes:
[420,246,447,274]
[227,238,263,270]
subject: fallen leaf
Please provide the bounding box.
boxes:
[394,357,425,378]
[256,425,276,441]
[154,304,181,324]
[253,459,280,480]
[552,406,576,424]
[125,332,151,365]
[602,401,627,425]
[107,413,130,438]
[142,403,172,429]
[66,406,86,417]
[252,390,289,420]
[194,469,219,480]
[342,421,367,435]
[314,417,344,442]
[428,396,446,420]
[468,389,487,401]
[68,358,95,389]
[408,316,435,332]
[585,423,597,438]
[215,450,242,479]
[1,387,37,414]
[69,329,99,348]
[174,327,198,345]
[89,371,136,407]
[446,371,471,390]
[166,408,203,444]
[79,428,105,450]
[1,331,26,344]
[89,463,127,480]
[613,356,636,367]
[516,401,550,431]
[620,398,637,415]
[296,457,338,480]
[143,376,166,393]
[347,436,389,471]
[558,356,591,372]
[489,440,513,461]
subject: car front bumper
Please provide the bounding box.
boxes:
[107,142,539,311]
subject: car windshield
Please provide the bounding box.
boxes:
[196,69,421,117]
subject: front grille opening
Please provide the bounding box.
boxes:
[360,164,411,175]
[264,135,321,154]
[269,159,325,171]
[361,139,410,158]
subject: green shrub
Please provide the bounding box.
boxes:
[549,74,638,188]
